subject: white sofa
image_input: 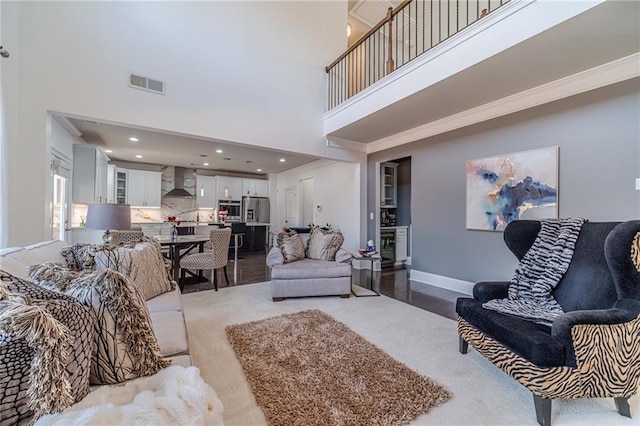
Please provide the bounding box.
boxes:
[0,239,191,368]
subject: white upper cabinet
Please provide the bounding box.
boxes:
[127,170,162,207]
[72,145,110,203]
[242,178,269,197]
[217,176,243,201]
[197,175,217,208]
[380,162,398,208]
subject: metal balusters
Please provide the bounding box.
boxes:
[325,0,511,110]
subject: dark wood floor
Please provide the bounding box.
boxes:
[182,252,466,320]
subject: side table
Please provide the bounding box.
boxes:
[351,252,381,297]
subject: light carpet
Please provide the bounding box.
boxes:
[182,282,639,426]
[226,309,451,425]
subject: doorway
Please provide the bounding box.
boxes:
[284,186,297,227]
[377,156,411,268]
[50,154,72,241]
[300,177,314,227]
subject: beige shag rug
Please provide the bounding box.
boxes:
[225,309,451,426]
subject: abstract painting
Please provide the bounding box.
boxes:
[466,147,558,231]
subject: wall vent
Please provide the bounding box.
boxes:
[129,73,166,95]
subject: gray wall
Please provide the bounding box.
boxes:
[367,79,640,282]
[396,157,412,227]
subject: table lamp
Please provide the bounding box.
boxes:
[85,203,132,237]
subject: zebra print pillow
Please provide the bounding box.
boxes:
[0,271,94,423]
[306,227,345,261]
[277,230,306,263]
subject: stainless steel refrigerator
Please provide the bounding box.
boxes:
[242,196,270,223]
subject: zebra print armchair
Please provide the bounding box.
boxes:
[456,220,640,426]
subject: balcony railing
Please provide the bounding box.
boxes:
[326,0,511,110]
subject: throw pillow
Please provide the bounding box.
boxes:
[28,262,85,292]
[277,230,306,263]
[35,268,170,385]
[92,238,175,300]
[306,227,345,261]
[0,270,94,423]
[60,243,97,271]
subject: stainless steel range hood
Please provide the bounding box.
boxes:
[163,167,195,198]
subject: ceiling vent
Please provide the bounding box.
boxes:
[129,73,165,95]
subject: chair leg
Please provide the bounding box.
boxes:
[180,269,186,291]
[212,268,218,291]
[223,265,230,286]
[533,394,552,426]
[198,269,203,282]
[614,397,631,418]
[459,337,468,354]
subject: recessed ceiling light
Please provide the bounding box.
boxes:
[129,137,139,142]
[279,158,286,162]
[104,149,113,153]
[203,162,209,166]
[257,168,262,172]
[135,154,143,159]
[216,149,223,154]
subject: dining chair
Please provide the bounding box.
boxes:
[179,227,232,291]
[104,229,145,245]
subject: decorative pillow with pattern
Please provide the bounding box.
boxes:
[277,230,306,263]
[92,239,175,300]
[31,268,169,385]
[60,243,97,271]
[28,262,86,292]
[0,270,94,423]
[306,227,345,261]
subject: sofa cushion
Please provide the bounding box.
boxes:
[306,227,344,261]
[456,297,565,367]
[276,230,305,264]
[271,258,352,280]
[149,311,190,357]
[146,286,184,313]
[92,239,175,300]
[0,271,94,422]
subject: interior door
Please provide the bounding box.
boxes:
[300,177,314,227]
[284,186,297,227]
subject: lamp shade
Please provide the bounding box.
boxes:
[85,203,131,230]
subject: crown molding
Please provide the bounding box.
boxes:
[325,136,367,153]
[366,52,640,154]
[52,115,82,138]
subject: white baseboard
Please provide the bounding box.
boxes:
[410,269,474,296]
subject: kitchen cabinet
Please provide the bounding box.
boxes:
[137,223,163,237]
[115,168,128,204]
[72,145,110,203]
[395,227,408,262]
[237,225,268,253]
[380,162,398,208]
[242,178,269,197]
[197,175,217,208]
[127,170,162,207]
[107,165,116,203]
[217,176,243,201]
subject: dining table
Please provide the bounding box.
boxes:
[155,235,211,283]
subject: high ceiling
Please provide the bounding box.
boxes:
[332,0,640,145]
[67,118,319,175]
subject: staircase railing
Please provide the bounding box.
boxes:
[326,0,511,110]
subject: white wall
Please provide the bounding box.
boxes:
[274,159,362,252]
[4,1,366,246]
[50,117,78,161]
